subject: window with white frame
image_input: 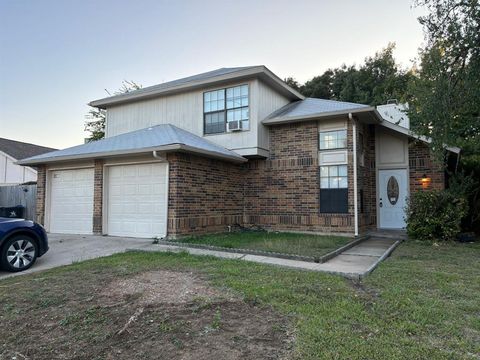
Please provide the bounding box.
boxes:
[204,85,249,134]
[319,129,347,150]
[319,164,348,213]
[320,165,348,188]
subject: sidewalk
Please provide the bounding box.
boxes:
[131,236,401,279]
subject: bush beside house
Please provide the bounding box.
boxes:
[405,190,468,241]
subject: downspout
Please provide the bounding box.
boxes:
[349,113,359,237]
[153,150,169,239]
[152,150,163,160]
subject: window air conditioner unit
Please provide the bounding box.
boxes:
[227,120,243,132]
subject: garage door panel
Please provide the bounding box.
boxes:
[107,163,167,238]
[138,166,151,176]
[50,168,94,234]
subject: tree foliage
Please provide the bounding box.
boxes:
[286,43,413,106]
[84,80,142,141]
[409,0,480,232]
[409,0,480,155]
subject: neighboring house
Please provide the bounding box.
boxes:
[18,66,459,238]
[0,138,56,185]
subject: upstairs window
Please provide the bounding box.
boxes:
[204,89,225,134]
[204,85,249,134]
[319,129,347,150]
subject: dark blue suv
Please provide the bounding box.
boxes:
[0,217,49,272]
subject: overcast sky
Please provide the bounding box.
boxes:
[0,0,426,149]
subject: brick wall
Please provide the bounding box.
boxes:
[35,165,46,225]
[167,153,244,236]
[243,120,355,234]
[93,159,104,234]
[33,124,444,237]
[409,140,445,192]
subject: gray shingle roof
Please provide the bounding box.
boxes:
[0,138,57,160]
[17,124,246,165]
[263,98,371,124]
[89,66,304,108]
[90,67,258,107]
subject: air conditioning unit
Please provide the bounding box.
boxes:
[227,120,243,132]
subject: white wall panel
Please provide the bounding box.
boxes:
[105,79,291,156]
[0,152,38,184]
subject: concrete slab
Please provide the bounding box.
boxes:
[0,233,402,280]
[0,233,153,279]
[342,244,394,256]
[318,254,378,272]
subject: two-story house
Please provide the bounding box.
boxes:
[19,66,459,238]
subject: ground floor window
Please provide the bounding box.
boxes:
[320,165,348,213]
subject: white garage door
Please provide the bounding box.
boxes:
[107,163,168,238]
[50,168,94,234]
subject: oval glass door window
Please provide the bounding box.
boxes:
[387,176,399,205]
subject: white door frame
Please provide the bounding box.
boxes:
[102,159,169,237]
[376,167,409,229]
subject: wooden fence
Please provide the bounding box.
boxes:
[0,184,37,220]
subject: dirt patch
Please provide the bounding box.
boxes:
[350,280,380,308]
[101,270,230,305]
[0,269,293,360]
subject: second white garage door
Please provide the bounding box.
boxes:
[49,168,94,234]
[107,163,168,238]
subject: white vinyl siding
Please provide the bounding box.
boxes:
[0,151,37,185]
[105,79,291,157]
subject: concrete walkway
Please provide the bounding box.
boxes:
[0,234,401,280]
[132,236,401,279]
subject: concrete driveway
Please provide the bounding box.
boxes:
[0,233,153,279]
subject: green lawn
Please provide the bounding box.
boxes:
[0,240,479,359]
[175,231,352,259]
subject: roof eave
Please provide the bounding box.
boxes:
[17,144,246,166]
[89,66,304,109]
[262,106,379,125]
[378,121,461,154]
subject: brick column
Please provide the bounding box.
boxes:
[36,165,46,225]
[93,159,104,234]
[408,141,445,192]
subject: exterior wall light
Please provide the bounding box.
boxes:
[420,174,431,189]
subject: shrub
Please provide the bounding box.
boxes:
[405,190,468,241]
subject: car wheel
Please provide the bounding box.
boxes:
[0,235,38,272]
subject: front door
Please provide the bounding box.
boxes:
[378,169,408,229]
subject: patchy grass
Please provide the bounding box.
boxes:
[176,231,351,259]
[0,240,479,359]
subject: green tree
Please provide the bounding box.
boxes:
[292,43,412,106]
[409,0,480,232]
[409,0,480,154]
[283,77,301,92]
[85,80,142,141]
